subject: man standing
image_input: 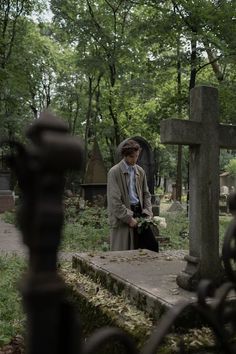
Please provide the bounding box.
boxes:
[107,139,153,251]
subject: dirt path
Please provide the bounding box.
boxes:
[0,215,27,255]
[0,215,75,260]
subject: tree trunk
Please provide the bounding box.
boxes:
[186,36,197,213]
[83,76,93,181]
[189,37,197,91]
[72,94,80,135]
[176,36,182,202]
[204,41,224,82]
[108,61,121,148]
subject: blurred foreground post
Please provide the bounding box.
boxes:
[8,112,84,354]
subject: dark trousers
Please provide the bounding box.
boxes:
[130,203,159,252]
[130,203,142,218]
[130,203,141,249]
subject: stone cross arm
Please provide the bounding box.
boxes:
[161,119,236,150]
[160,119,202,145]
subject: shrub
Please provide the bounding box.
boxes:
[0,254,26,347]
[62,204,109,252]
[225,159,236,175]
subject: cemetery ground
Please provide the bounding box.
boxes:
[0,199,233,353]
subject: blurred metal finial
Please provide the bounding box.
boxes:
[5,111,84,354]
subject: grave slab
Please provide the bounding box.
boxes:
[72,249,197,321]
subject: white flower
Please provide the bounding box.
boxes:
[153,216,167,229]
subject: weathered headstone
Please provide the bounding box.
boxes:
[116,136,159,215]
[167,200,184,212]
[220,172,236,192]
[170,183,177,201]
[0,171,10,190]
[116,136,155,193]
[161,85,236,290]
[81,139,107,206]
[220,185,229,195]
[219,194,229,214]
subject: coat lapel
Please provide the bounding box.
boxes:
[119,160,130,205]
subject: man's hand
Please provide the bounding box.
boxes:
[129,217,138,228]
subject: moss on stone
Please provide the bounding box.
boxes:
[62,263,153,343]
[60,262,224,354]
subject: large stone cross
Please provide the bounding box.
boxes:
[160,85,236,291]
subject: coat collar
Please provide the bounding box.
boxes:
[119,159,140,176]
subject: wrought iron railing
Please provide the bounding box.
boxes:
[2,112,236,353]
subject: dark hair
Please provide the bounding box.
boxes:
[121,139,141,157]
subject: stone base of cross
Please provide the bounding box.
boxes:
[161,86,236,291]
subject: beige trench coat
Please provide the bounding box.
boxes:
[107,159,153,251]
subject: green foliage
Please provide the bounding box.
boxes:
[0,205,232,349]
[62,203,109,252]
[1,211,17,225]
[160,207,231,251]
[1,0,236,173]
[225,159,236,176]
[160,210,189,249]
[219,215,232,248]
[0,1,59,140]
[2,202,232,254]
[0,255,26,346]
[62,201,232,253]
[220,150,236,172]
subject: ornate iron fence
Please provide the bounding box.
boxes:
[2,112,236,353]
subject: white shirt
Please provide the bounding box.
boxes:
[123,160,139,204]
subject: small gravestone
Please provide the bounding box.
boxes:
[219,185,229,214]
[220,172,236,192]
[170,183,177,201]
[116,136,159,215]
[219,194,228,214]
[167,200,184,212]
[0,171,10,190]
[0,170,15,213]
[220,185,229,195]
[81,140,107,206]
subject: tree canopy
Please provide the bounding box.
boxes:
[0,0,235,184]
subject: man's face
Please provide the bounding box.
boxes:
[124,151,140,166]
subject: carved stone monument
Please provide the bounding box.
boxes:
[81,139,107,206]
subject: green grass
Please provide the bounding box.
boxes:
[159,209,232,251]
[0,204,233,349]
[62,203,232,252]
[0,254,26,346]
[219,214,232,248]
[61,206,110,252]
[62,223,110,252]
[1,211,17,225]
[2,204,233,253]
[160,211,189,249]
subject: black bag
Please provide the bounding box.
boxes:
[137,224,159,252]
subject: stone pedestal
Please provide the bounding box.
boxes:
[0,171,11,190]
[0,190,15,213]
[80,183,107,206]
[151,194,160,216]
[219,194,229,214]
